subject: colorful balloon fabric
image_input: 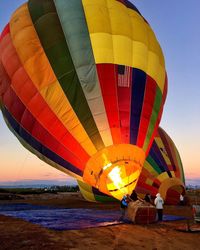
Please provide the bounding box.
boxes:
[0,0,167,200]
[78,127,185,205]
[136,127,185,205]
[77,179,116,202]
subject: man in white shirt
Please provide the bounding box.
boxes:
[154,193,164,221]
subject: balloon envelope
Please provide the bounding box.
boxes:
[0,0,167,200]
[78,127,185,205]
[136,127,185,205]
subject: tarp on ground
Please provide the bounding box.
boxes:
[0,203,187,230]
[0,203,122,230]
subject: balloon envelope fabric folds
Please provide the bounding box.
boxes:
[0,0,168,200]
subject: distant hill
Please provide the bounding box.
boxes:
[0,179,77,188]
[0,178,199,189]
[186,178,200,187]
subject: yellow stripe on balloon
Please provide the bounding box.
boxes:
[143,160,158,177]
[9,3,97,156]
[157,172,169,182]
[82,0,166,92]
[77,180,96,202]
[155,137,171,165]
[170,171,175,178]
[146,178,153,186]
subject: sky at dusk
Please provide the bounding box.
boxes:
[0,0,199,186]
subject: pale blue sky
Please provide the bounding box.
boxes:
[0,1,199,185]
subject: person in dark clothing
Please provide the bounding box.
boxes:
[144,193,151,203]
[130,190,144,203]
[119,194,130,220]
[130,190,138,201]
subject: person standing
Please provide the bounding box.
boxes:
[119,194,130,221]
[130,190,144,202]
[144,193,151,203]
[154,193,164,221]
[179,193,184,205]
[130,190,138,201]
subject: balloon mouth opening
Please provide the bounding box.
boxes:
[105,162,139,200]
[158,177,185,204]
[164,184,185,205]
[83,144,145,200]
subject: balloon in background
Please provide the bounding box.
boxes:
[0,0,167,200]
[136,127,185,205]
[77,127,185,205]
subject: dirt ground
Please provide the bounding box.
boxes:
[0,192,199,250]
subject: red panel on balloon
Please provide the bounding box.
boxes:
[0,33,89,166]
[96,64,122,144]
[137,75,157,147]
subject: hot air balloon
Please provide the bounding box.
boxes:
[136,127,185,205]
[78,127,185,205]
[0,0,167,200]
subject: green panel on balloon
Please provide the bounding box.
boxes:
[28,0,104,151]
